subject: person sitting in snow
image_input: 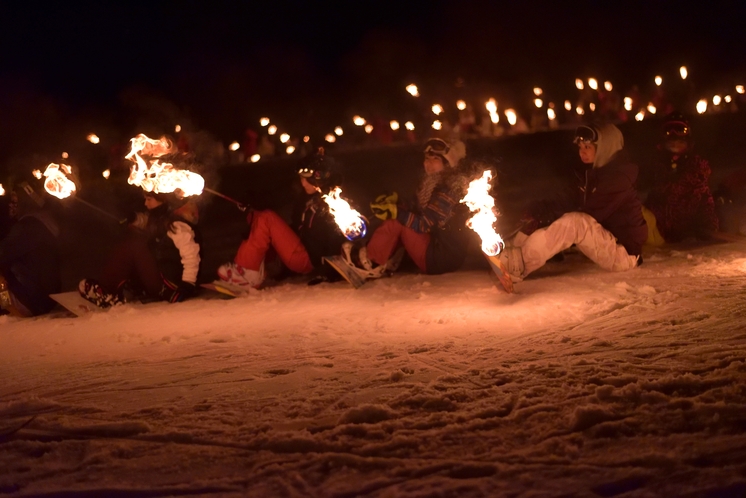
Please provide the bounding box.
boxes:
[78,191,201,308]
[0,182,62,316]
[216,148,348,288]
[499,123,647,281]
[344,137,473,278]
[642,112,718,244]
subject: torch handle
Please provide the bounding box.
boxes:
[204,187,249,211]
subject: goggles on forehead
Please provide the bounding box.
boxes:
[573,125,598,145]
[423,138,450,156]
[298,166,314,178]
[664,121,690,138]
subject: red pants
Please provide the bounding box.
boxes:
[234,210,313,274]
[366,219,429,273]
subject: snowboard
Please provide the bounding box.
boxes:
[50,292,107,317]
[484,254,514,294]
[323,255,366,289]
[200,281,250,298]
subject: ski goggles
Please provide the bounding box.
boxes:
[664,121,690,138]
[423,138,450,156]
[573,125,598,144]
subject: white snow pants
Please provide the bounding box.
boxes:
[515,212,639,277]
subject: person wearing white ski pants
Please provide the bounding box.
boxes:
[513,211,639,278]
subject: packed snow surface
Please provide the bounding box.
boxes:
[2,240,746,497]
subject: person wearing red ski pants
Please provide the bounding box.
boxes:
[234,210,314,274]
[365,219,429,273]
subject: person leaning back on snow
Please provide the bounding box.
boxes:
[0,182,62,317]
[499,123,647,281]
[216,148,348,288]
[642,112,718,243]
[78,191,201,308]
[347,137,472,278]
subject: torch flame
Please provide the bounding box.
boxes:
[87,133,100,144]
[42,163,77,199]
[680,66,688,79]
[322,187,367,241]
[32,169,42,179]
[125,134,204,197]
[460,170,504,256]
[102,169,110,179]
[405,121,415,131]
[456,100,466,110]
[406,84,419,97]
[0,184,5,196]
[696,99,707,114]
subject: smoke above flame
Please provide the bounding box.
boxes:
[460,170,504,256]
[43,163,77,199]
[125,133,204,197]
[322,187,367,241]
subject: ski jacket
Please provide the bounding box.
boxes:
[295,193,347,268]
[0,210,61,315]
[582,127,647,258]
[138,202,201,285]
[397,177,470,274]
[644,151,718,241]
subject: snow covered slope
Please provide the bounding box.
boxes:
[2,239,746,496]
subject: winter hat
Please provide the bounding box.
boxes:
[423,138,466,168]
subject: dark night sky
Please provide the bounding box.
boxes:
[1,0,745,140]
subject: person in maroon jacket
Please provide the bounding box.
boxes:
[644,112,718,242]
[499,123,647,281]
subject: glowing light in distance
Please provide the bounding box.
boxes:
[102,169,110,179]
[564,100,572,111]
[696,99,707,114]
[737,85,745,94]
[505,109,517,125]
[62,152,69,159]
[0,184,4,196]
[229,141,240,151]
[489,111,499,124]
[635,110,645,121]
[655,75,662,86]
[647,103,657,114]
[547,108,556,120]
[533,87,543,96]
[280,133,290,143]
[250,154,260,163]
[406,84,419,97]
[589,103,596,111]
[405,121,415,131]
[432,104,443,115]
[680,66,688,79]
[286,146,295,154]
[268,125,277,135]
[456,100,466,110]
[325,134,336,143]
[260,117,270,126]
[334,126,343,136]
[575,79,584,90]
[713,95,722,105]
[485,98,497,113]
[725,95,732,103]
[175,124,181,133]
[604,81,613,91]
[588,78,598,90]
[364,124,373,134]
[32,169,42,179]
[303,136,310,142]
[624,97,632,111]
[87,134,100,144]
[390,120,400,131]
[432,120,442,130]
[576,106,584,115]
[353,115,366,126]
[534,98,543,108]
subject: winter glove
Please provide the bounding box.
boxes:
[370,192,398,221]
[160,281,197,303]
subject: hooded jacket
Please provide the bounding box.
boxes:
[582,124,647,257]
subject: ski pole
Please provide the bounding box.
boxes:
[204,187,249,211]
